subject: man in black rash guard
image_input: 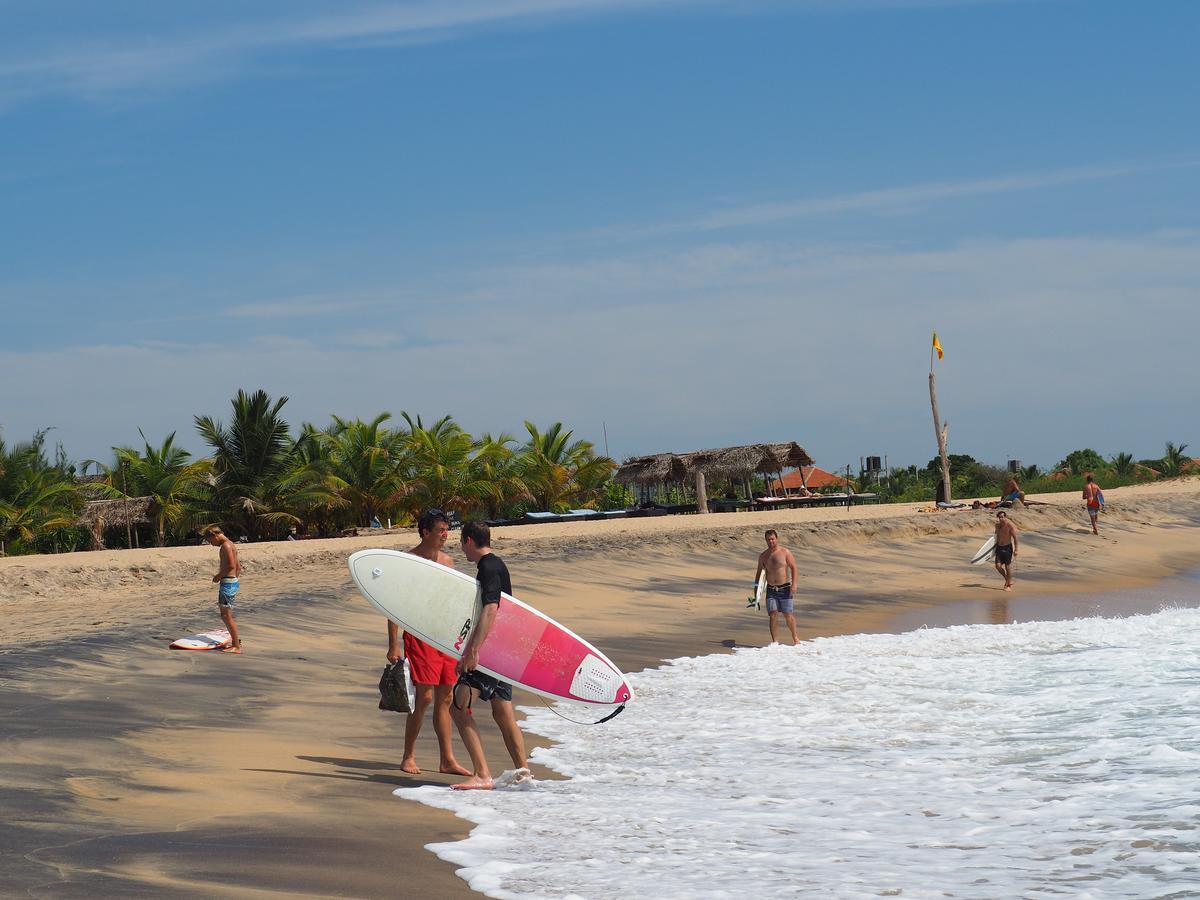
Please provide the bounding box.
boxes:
[449,521,530,791]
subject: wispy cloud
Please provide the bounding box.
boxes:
[223,292,395,319]
[0,1,692,107]
[0,0,1041,109]
[598,159,1200,240]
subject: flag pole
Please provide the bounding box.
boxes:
[928,331,952,504]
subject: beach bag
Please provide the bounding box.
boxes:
[378,659,416,713]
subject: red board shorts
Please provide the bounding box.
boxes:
[403,632,458,686]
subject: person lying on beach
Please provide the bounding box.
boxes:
[754,529,799,645]
[202,525,242,653]
[993,511,1019,592]
[1083,473,1103,535]
[449,521,530,791]
[387,508,470,777]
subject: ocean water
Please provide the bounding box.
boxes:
[398,607,1200,899]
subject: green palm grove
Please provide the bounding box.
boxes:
[0,389,617,555]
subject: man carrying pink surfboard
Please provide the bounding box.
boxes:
[450,521,531,791]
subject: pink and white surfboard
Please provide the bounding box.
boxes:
[348,549,633,707]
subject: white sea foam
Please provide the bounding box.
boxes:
[398,607,1200,899]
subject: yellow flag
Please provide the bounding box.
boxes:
[932,332,944,360]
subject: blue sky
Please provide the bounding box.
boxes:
[1,0,1197,473]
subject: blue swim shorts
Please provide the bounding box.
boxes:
[766,584,794,615]
[218,577,239,608]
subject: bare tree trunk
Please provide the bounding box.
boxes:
[695,470,708,514]
[929,372,952,503]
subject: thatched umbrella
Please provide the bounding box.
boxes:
[616,442,814,511]
[77,496,155,550]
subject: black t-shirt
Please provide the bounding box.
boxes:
[476,553,511,606]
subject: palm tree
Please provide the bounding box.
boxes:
[1161,441,1191,477]
[0,431,83,554]
[399,414,501,521]
[107,431,212,546]
[195,389,300,539]
[470,432,530,520]
[1110,452,1135,477]
[322,413,409,527]
[518,421,616,512]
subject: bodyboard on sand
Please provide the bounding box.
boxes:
[348,549,633,707]
[170,629,232,651]
[970,536,997,566]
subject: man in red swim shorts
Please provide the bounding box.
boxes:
[386,509,469,776]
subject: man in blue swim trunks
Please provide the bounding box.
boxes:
[202,525,242,653]
[754,529,799,645]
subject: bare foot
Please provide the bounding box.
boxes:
[451,775,495,791]
[440,761,471,776]
[220,646,243,653]
[400,759,421,775]
[1003,584,1013,592]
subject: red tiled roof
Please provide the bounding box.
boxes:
[771,467,850,490]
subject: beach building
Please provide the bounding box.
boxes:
[615,442,815,513]
[771,466,852,492]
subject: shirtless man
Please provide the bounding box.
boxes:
[754,529,799,645]
[387,509,470,777]
[1082,473,1103,535]
[449,521,529,791]
[202,525,242,653]
[993,511,1019,591]
[999,477,1030,508]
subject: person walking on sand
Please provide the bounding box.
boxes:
[993,511,1019,592]
[754,529,799,645]
[449,521,529,791]
[1083,473,1103,535]
[387,509,470,777]
[202,525,242,653]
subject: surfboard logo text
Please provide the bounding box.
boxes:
[454,617,472,651]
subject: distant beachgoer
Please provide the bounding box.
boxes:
[1083,473,1103,535]
[754,529,799,645]
[999,477,1029,508]
[450,521,529,791]
[993,511,1019,592]
[202,525,242,653]
[387,509,470,777]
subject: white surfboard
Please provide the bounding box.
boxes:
[753,571,767,609]
[348,550,633,707]
[169,629,232,650]
[970,535,997,565]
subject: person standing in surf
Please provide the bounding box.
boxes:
[449,521,529,791]
[202,525,242,653]
[386,509,470,777]
[754,529,799,645]
[1083,473,1103,535]
[993,511,1019,592]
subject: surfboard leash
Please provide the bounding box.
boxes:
[533,696,626,726]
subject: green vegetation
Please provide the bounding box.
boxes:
[0,389,616,554]
[0,393,1194,557]
[860,441,1195,504]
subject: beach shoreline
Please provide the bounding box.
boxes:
[1,479,1198,896]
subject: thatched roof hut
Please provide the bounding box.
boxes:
[613,452,687,485]
[616,442,813,484]
[77,496,155,549]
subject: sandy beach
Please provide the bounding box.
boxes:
[2,478,1199,897]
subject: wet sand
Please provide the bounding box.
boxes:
[1,478,1198,896]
